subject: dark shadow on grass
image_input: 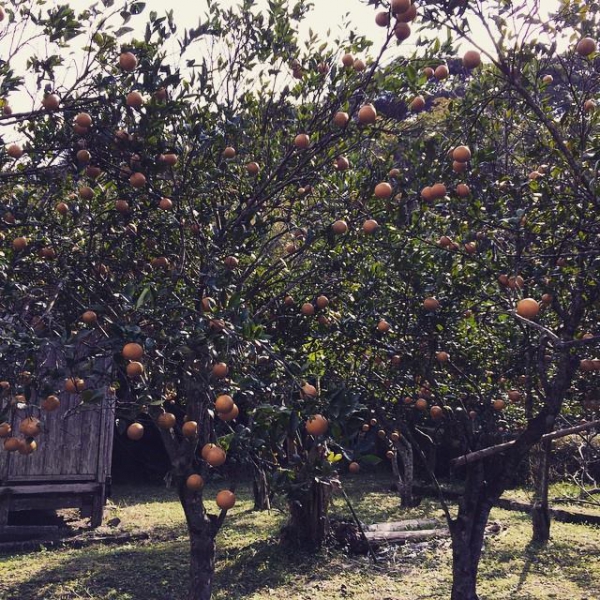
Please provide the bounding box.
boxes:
[214,537,323,599]
[515,539,543,594]
[0,540,190,600]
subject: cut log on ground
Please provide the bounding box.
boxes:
[364,528,450,544]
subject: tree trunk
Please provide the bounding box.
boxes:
[284,478,332,549]
[391,438,415,507]
[447,461,495,600]
[180,486,218,600]
[252,462,271,511]
[530,439,552,543]
[398,438,414,507]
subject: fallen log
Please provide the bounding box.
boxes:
[364,528,450,544]
[451,420,600,469]
[495,498,600,525]
[365,518,440,532]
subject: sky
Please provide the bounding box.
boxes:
[1,0,564,118]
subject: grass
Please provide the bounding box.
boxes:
[0,473,599,599]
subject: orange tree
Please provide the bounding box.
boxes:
[332,1,600,599]
[0,0,427,597]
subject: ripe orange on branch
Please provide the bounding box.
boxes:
[215,394,234,413]
[186,474,205,491]
[516,298,540,319]
[119,51,138,71]
[306,414,328,436]
[122,342,144,361]
[127,423,144,440]
[216,490,236,510]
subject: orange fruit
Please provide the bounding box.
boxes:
[453,146,472,162]
[212,362,228,379]
[396,3,418,22]
[126,91,143,108]
[463,50,481,69]
[431,183,447,198]
[224,255,239,269]
[76,149,91,164]
[222,146,236,159]
[159,197,173,211]
[126,361,144,378]
[42,94,60,110]
[127,423,144,440]
[182,421,198,438]
[42,395,60,412]
[206,446,227,467]
[409,95,425,112]
[157,412,176,430]
[65,377,85,394]
[434,64,449,80]
[353,59,366,72]
[294,133,310,149]
[332,219,348,234]
[18,439,37,455]
[122,342,143,361]
[12,237,28,251]
[215,394,234,413]
[374,182,392,199]
[391,0,411,13]
[333,111,349,127]
[357,104,376,125]
[301,302,315,316]
[375,11,390,27]
[0,423,11,437]
[492,399,505,411]
[4,437,21,452]
[423,297,440,311]
[216,490,236,510]
[75,112,92,128]
[394,22,411,41]
[56,202,69,215]
[430,406,444,420]
[341,53,354,67]
[577,37,597,57]
[82,310,97,325]
[19,417,41,437]
[316,295,329,309]
[516,298,539,319]
[186,474,205,491]
[219,404,239,422]
[306,414,328,436]
[415,398,428,411]
[348,461,360,473]
[129,172,146,188]
[246,162,260,175]
[119,51,138,71]
[456,183,470,197]
[507,390,522,403]
[301,383,317,397]
[7,143,23,159]
[436,351,449,363]
[377,319,390,333]
[363,219,379,234]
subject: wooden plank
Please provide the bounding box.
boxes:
[364,528,450,544]
[365,518,440,532]
[0,497,9,527]
[9,497,83,512]
[5,474,95,482]
[0,526,59,542]
[0,482,100,496]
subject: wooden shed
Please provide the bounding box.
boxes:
[0,390,114,531]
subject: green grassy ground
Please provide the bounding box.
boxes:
[0,474,599,599]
